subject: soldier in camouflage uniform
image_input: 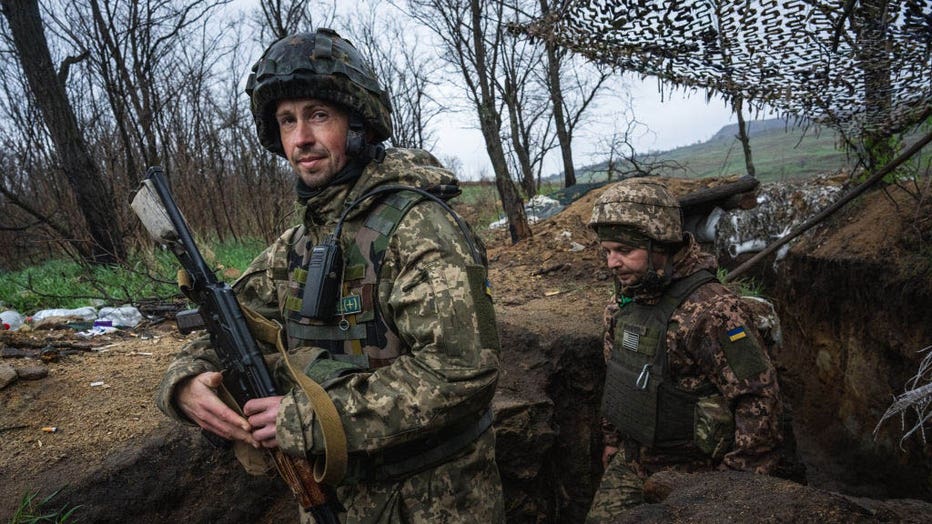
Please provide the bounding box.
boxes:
[155,29,505,523]
[585,178,784,522]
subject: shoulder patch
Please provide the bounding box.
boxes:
[719,327,769,380]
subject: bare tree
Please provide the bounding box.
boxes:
[49,0,227,182]
[406,0,531,242]
[534,0,609,189]
[0,0,126,265]
[499,8,553,198]
[345,5,444,150]
[252,0,338,41]
[599,114,683,180]
[0,0,302,272]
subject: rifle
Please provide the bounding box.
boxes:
[131,166,342,523]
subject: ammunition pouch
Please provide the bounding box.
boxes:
[271,346,362,389]
[600,357,698,447]
[301,348,363,385]
[693,394,735,460]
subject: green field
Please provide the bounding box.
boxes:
[564,119,860,184]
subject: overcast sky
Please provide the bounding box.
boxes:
[437,78,746,180]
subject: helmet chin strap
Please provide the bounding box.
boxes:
[628,239,671,294]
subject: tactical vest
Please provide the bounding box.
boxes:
[283,190,426,371]
[600,269,718,448]
[280,188,496,481]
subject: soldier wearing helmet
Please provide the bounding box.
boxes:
[585,178,785,522]
[156,29,504,523]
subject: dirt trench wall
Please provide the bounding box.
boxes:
[494,323,606,523]
[770,251,932,500]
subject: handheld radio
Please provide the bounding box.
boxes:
[300,235,344,319]
[298,184,481,320]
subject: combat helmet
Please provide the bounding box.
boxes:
[246,28,393,157]
[588,177,683,245]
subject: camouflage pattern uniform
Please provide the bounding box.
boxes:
[585,180,783,522]
[156,148,505,523]
[156,27,504,523]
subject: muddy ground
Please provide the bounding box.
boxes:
[1,174,931,522]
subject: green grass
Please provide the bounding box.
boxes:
[9,488,80,523]
[717,267,765,298]
[0,238,265,315]
[566,119,931,185]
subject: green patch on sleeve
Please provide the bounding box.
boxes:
[467,264,500,351]
[719,328,769,380]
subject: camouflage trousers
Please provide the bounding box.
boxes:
[585,452,645,523]
[299,429,505,523]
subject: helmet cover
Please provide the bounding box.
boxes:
[588,178,683,244]
[246,28,392,156]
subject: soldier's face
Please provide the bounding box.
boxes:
[600,240,668,287]
[276,98,349,189]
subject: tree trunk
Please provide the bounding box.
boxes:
[540,0,575,188]
[733,96,756,178]
[503,79,537,198]
[1,0,126,264]
[480,100,532,243]
[469,0,531,242]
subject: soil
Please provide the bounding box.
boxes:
[2,174,930,521]
[0,323,197,503]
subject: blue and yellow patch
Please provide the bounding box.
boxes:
[727,326,747,342]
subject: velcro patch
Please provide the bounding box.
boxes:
[720,329,769,380]
[621,330,640,351]
[338,295,362,315]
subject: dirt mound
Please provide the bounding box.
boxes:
[484,176,746,316]
[0,322,191,513]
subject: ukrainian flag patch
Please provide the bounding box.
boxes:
[727,327,747,342]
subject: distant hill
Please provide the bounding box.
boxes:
[557,118,857,185]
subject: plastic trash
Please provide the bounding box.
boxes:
[1,310,24,331]
[78,325,119,338]
[97,306,143,328]
[31,307,98,323]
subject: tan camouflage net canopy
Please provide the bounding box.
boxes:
[522,0,932,138]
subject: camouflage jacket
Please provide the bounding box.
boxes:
[156,149,502,490]
[601,234,783,474]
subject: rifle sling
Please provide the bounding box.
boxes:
[239,302,349,485]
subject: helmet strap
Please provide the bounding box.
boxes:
[346,113,386,163]
[637,239,672,292]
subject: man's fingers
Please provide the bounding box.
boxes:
[177,372,252,441]
[200,370,224,388]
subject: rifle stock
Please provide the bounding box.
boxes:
[132,166,341,522]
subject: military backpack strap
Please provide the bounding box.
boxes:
[239,302,349,485]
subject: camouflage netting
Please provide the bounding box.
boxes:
[521,0,932,138]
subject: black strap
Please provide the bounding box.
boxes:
[355,409,494,481]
